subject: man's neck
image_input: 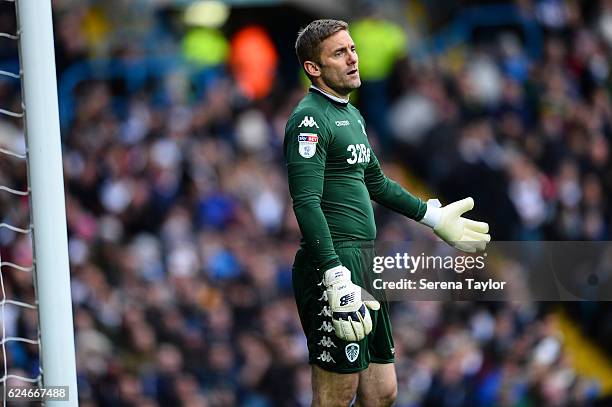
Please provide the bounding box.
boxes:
[310,83,350,103]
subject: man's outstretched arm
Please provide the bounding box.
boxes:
[364,151,427,220]
[364,151,491,252]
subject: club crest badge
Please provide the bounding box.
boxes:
[345,343,360,363]
[298,133,318,158]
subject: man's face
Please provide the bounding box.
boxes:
[316,30,360,95]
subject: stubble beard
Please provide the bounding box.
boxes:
[323,75,361,98]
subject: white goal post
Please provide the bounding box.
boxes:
[14,0,78,404]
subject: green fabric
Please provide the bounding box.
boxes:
[284,88,426,273]
[182,27,228,66]
[292,241,394,372]
[350,18,407,81]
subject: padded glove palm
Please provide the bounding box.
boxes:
[421,197,491,252]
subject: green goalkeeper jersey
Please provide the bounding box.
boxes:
[284,87,427,274]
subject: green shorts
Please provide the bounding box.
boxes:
[292,241,395,373]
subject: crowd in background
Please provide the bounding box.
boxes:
[1,0,612,405]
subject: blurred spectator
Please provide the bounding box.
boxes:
[229,26,278,101]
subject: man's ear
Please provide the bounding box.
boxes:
[304,61,321,78]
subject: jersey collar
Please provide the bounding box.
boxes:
[309,85,349,106]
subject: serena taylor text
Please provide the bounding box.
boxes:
[373,278,507,292]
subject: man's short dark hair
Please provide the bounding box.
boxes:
[295,19,349,70]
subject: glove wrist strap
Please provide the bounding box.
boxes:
[323,266,350,286]
[420,198,443,229]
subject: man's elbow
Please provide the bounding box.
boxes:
[292,196,322,211]
[366,186,386,201]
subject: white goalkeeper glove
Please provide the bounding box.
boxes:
[420,197,491,252]
[323,265,380,342]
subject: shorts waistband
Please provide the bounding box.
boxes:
[333,240,375,249]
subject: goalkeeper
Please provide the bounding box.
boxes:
[285,19,490,407]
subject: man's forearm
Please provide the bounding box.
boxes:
[293,199,342,273]
[364,153,427,220]
[367,176,427,220]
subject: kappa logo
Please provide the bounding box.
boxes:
[318,321,334,332]
[318,291,328,302]
[318,306,332,317]
[298,116,319,128]
[335,120,350,126]
[317,351,336,363]
[345,343,360,363]
[318,336,337,348]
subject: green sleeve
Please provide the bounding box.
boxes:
[284,108,341,273]
[364,151,427,220]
